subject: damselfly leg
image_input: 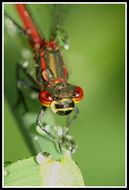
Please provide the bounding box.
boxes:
[66,106,79,127]
[15,62,41,112]
[36,107,77,153]
[36,107,55,140]
[36,107,64,153]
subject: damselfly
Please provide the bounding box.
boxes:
[5,4,84,153]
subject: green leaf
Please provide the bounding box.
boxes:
[4,152,85,186]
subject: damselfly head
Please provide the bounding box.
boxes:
[39,83,84,115]
[39,90,74,115]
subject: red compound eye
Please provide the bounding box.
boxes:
[39,90,53,107]
[73,86,84,103]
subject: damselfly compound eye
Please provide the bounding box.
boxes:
[73,87,84,103]
[39,90,53,107]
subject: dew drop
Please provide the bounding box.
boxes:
[22,61,29,68]
[21,49,31,59]
[45,124,50,132]
[34,136,38,141]
[64,44,69,50]
[36,153,46,165]
[5,18,17,36]
[57,128,63,137]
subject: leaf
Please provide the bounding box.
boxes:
[4,152,85,187]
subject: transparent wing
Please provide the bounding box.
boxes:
[49,4,70,49]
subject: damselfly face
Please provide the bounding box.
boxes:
[39,83,83,115]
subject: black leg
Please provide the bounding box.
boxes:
[15,85,29,112]
[64,135,77,153]
[36,107,78,154]
[15,62,41,112]
[15,79,40,111]
[34,54,45,86]
[36,107,64,153]
[36,107,56,140]
[16,62,42,88]
[66,106,79,127]
[57,130,77,154]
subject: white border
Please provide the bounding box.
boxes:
[125,1,127,188]
[3,2,127,4]
[2,2,127,188]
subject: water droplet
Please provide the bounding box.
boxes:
[21,49,31,59]
[36,153,46,165]
[57,128,63,137]
[4,169,9,177]
[34,136,38,141]
[5,18,17,36]
[22,61,29,68]
[64,44,69,50]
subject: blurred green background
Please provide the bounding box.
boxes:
[4,4,125,186]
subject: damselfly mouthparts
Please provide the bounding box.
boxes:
[5,4,84,153]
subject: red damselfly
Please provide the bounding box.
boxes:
[5,4,84,153]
